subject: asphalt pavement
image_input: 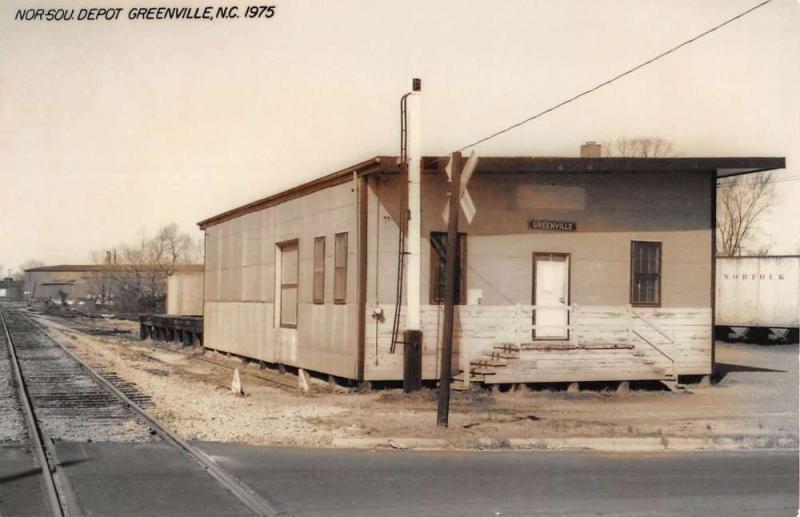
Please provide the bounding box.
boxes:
[0,442,253,517]
[0,445,48,516]
[201,444,799,517]
[2,442,796,516]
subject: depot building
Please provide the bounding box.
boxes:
[197,150,783,387]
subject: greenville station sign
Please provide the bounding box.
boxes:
[527,219,576,232]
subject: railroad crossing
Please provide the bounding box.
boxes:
[0,305,281,517]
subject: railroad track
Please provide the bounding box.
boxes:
[0,308,283,517]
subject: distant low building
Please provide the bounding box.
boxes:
[0,277,24,302]
[167,270,205,316]
[24,264,203,312]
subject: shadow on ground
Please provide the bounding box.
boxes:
[713,362,786,382]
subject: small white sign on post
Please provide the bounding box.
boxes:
[442,151,479,224]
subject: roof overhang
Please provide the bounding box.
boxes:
[410,156,786,176]
[25,264,204,273]
[198,157,383,230]
[198,155,785,230]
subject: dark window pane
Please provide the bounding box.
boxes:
[278,240,299,327]
[631,241,661,305]
[430,232,465,304]
[334,233,347,303]
[313,237,325,303]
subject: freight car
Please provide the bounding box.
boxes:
[715,256,800,343]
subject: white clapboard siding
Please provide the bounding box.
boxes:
[364,304,711,382]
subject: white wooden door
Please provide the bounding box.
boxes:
[534,254,569,339]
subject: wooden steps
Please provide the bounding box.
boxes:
[493,343,521,354]
[452,370,485,391]
[518,342,635,351]
[660,379,688,392]
[457,338,678,387]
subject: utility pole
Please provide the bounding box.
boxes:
[437,151,461,427]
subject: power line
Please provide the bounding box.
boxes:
[717,171,800,181]
[718,176,800,185]
[717,177,800,188]
[718,173,800,183]
[719,170,800,180]
[456,0,774,153]
[721,177,800,184]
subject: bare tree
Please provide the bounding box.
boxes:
[603,137,676,158]
[91,223,202,313]
[13,259,46,281]
[716,173,775,256]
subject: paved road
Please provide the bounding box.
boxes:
[2,443,796,516]
[202,444,798,516]
[0,442,253,516]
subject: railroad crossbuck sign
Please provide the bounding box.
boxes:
[442,151,479,224]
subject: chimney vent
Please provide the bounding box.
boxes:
[580,141,602,158]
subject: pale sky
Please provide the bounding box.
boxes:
[1,0,798,273]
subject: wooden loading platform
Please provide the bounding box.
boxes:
[140,315,203,346]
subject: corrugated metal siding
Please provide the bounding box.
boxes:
[167,273,204,315]
[204,180,360,378]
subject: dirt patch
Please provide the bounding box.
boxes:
[33,314,800,450]
[143,368,170,377]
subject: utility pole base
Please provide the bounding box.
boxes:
[403,330,423,393]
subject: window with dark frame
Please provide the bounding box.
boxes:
[333,232,348,304]
[278,240,299,328]
[630,241,662,306]
[429,231,466,305]
[313,236,325,304]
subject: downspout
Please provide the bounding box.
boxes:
[710,170,717,377]
[356,171,369,381]
[203,230,208,318]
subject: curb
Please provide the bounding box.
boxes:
[332,438,450,450]
[331,435,799,453]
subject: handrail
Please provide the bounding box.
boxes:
[628,308,678,382]
[631,310,674,344]
[631,329,675,366]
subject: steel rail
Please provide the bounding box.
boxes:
[19,311,286,517]
[1,311,80,517]
[191,354,298,391]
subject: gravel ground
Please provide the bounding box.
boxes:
[2,311,152,443]
[42,318,355,447]
[0,325,26,443]
[34,314,800,449]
